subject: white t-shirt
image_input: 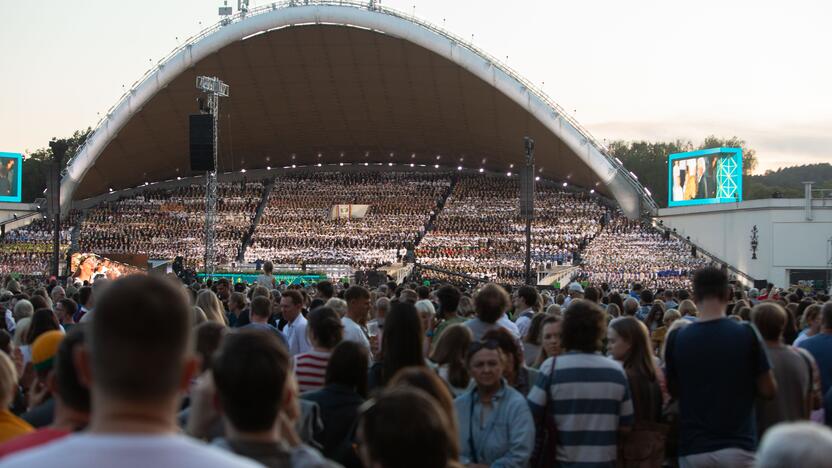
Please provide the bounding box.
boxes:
[342,316,370,350]
[286,314,312,356]
[0,433,263,468]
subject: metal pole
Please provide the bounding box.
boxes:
[204,92,219,276]
[525,212,532,285]
[47,140,67,278]
[522,137,535,286]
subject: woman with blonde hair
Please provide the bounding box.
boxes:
[678,299,698,321]
[0,351,33,442]
[195,289,228,326]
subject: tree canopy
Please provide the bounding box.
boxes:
[21,128,90,202]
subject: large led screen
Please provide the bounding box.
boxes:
[0,152,22,203]
[668,147,742,207]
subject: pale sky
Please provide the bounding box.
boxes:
[1,0,830,174]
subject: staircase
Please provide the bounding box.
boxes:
[236,178,274,262]
[416,173,458,245]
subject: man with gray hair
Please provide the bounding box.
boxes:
[13,299,33,323]
[50,286,66,306]
[623,297,640,317]
[755,422,832,468]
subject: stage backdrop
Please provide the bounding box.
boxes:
[329,204,370,220]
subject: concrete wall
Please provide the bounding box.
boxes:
[658,198,832,288]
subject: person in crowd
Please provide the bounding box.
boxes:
[1,274,260,468]
[256,261,277,290]
[342,287,371,351]
[455,339,534,467]
[623,297,639,317]
[0,327,89,457]
[228,292,250,328]
[302,340,368,465]
[665,267,777,468]
[605,302,621,319]
[196,289,228,326]
[793,303,822,347]
[25,309,60,349]
[678,299,698,322]
[608,316,667,465]
[369,302,425,390]
[643,300,665,332]
[751,302,821,438]
[324,298,348,319]
[282,290,311,356]
[54,298,78,331]
[294,307,343,393]
[798,302,832,401]
[388,366,459,437]
[432,285,465,346]
[414,299,436,355]
[429,324,473,397]
[211,329,336,467]
[0,351,32,443]
[358,387,462,468]
[20,330,65,428]
[316,281,335,303]
[73,287,92,323]
[481,328,538,396]
[532,315,562,369]
[521,313,547,367]
[13,300,33,324]
[513,286,539,338]
[242,296,287,347]
[528,299,633,467]
[465,283,519,341]
[754,421,832,468]
[651,309,681,354]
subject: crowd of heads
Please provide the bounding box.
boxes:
[2,171,713,294]
[79,182,262,269]
[0,266,828,467]
[245,171,450,268]
[0,217,73,276]
[418,175,609,284]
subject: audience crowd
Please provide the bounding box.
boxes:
[577,217,710,290]
[245,171,450,268]
[79,182,262,268]
[0,217,73,277]
[418,176,609,284]
[0,265,828,468]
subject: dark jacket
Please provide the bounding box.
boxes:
[301,384,364,467]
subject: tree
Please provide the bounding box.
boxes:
[610,136,766,207]
[608,139,692,208]
[698,135,758,175]
[21,128,91,203]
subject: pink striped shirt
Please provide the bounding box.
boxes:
[294,350,331,393]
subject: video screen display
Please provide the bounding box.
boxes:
[668,148,742,207]
[69,252,145,284]
[0,152,22,203]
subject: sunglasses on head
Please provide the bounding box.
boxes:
[468,339,500,355]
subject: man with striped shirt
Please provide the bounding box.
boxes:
[528,299,633,468]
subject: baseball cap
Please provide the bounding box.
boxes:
[568,282,584,294]
[32,330,65,373]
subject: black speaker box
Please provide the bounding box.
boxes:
[189,114,214,171]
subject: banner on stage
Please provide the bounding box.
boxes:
[330,204,370,220]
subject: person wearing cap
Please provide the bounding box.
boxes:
[0,328,90,457]
[563,282,584,307]
[21,330,65,429]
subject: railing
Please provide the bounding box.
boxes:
[63,0,656,212]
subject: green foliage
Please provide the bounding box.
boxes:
[21,128,91,202]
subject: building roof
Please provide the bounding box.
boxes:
[61,1,655,217]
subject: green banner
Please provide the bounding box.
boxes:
[197,272,327,286]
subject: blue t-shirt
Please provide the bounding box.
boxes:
[665,318,770,456]
[799,333,832,394]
